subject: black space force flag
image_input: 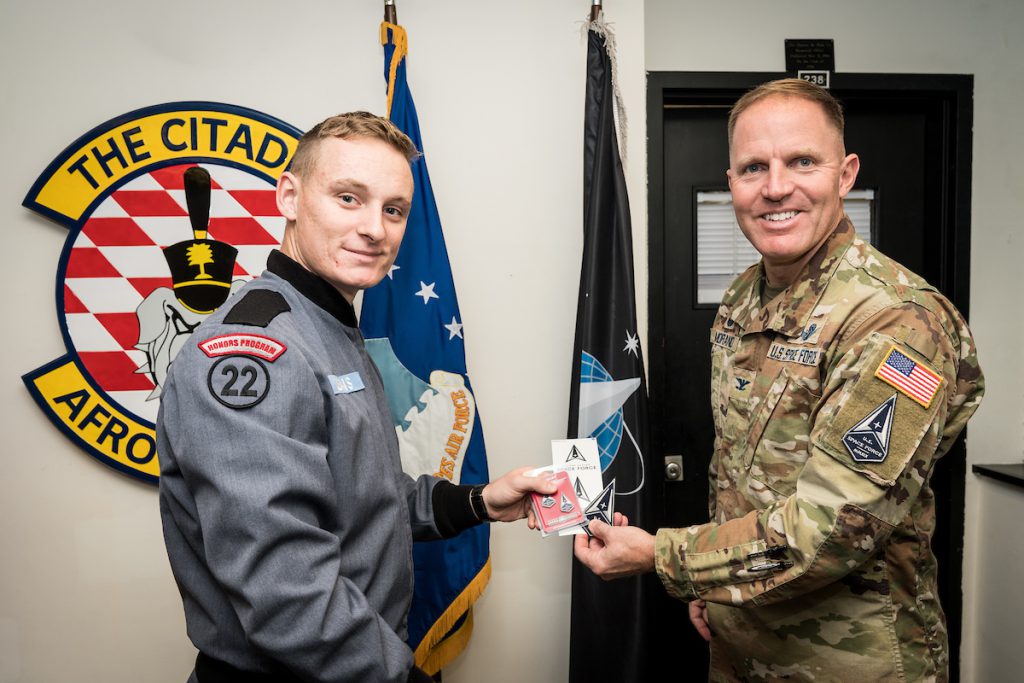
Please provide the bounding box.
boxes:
[567,16,656,683]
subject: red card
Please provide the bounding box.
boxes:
[531,469,585,534]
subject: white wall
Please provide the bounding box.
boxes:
[5,0,1021,681]
[0,1,646,682]
[645,1,1024,680]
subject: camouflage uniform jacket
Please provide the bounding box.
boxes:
[653,218,984,682]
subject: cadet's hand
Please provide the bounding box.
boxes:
[482,466,558,525]
[573,519,655,579]
[689,599,712,642]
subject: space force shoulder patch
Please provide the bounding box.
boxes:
[815,336,943,487]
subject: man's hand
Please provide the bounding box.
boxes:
[481,466,557,525]
[689,599,712,642]
[573,518,656,579]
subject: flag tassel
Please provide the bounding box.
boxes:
[380,22,408,119]
[582,14,628,167]
[413,558,492,674]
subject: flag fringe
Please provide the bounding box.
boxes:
[413,556,492,674]
[582,14,628,168]
[380,21,408,119]
[417,608,475,675]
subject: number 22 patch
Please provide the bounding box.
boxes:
[207,355,270,409]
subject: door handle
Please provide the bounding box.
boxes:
[664,454,684,482]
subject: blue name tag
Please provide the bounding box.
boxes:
[329,372,365,395]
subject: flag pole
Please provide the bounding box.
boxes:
[384,0,396,24]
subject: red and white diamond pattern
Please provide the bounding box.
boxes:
[62,162,284,423]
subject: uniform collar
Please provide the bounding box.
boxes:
[727,217,857,336]
[721,265,763,332]
[266,250,358,328]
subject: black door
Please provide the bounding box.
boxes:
[646,73,973,681]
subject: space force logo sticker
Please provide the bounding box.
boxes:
[21,102,300,483]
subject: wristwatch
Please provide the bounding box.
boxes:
[470,485,494,523]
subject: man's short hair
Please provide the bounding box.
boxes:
[728,78,846,145]
[288,111,419,177]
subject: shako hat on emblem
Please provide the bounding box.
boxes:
[162,166,238,314]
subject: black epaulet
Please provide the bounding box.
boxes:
[223,289,291,327]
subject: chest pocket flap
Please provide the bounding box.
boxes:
[747,368,821,496]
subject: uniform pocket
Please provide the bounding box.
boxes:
[748,369,822,496]
[716,364,784,472]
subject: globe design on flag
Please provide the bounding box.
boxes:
[581,351,625,471]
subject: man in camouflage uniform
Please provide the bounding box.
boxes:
[574,79,984,681]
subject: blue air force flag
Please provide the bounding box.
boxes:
[359,21,490,675]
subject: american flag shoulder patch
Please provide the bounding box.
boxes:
[874,346,943,408]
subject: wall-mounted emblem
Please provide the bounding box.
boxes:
[22,102,300,483]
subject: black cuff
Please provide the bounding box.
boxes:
[431,481,480,538]
[406,665,434,683]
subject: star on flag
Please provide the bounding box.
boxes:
[415,281,439,304]
[444,317,463,340]
[623,330,640,357]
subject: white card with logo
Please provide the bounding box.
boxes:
[551,438,603,536]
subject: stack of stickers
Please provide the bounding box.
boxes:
[529,438,614,537]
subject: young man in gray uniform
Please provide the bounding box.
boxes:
[158,112,555,683]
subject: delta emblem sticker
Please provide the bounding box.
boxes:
[21,102,301,483]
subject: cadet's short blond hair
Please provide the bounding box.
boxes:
[728,78,845,145]
[288,111,419,177]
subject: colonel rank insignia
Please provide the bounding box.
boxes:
[21,102,301,483]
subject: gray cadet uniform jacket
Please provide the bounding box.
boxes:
[158,251,481,683]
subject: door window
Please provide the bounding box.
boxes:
[695,189,875,304]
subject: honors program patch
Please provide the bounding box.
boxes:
[199,334,287,362]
